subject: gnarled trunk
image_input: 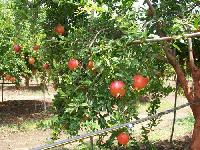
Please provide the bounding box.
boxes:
[189,69,200,150]
[191,117,200,150]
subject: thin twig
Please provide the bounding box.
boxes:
[89,29,106,48]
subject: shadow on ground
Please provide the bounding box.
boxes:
[1,84,44,91]
[0,100,52,125]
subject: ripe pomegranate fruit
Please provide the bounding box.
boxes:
[109,80,126,98]
[132,74,149,90]
[33,45,40,51]
[117,132,129,145]
[87,60,94,70]
[28,57,35,65]
[55,24,64,35]
[10,77,16,82]
[13,44,21,53]
[4,74,11,81]
[43,63,50,70]
[67,59,79,70]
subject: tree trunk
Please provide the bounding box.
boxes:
[190,105,200,150]
[25,76,30,87]
[191,119,200,150]
[190,70,200,150]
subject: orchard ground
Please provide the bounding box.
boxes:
[0,79,193,150]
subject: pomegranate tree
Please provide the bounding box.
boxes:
[44,1,173,148]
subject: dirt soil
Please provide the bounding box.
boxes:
[0,82,194,150]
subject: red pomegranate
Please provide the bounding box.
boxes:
[117,132,129,145]
[87,60,94,70]
[132,74,149,90]
[109,80,126,98]
[43,63,50,70]
[13,44,21,53]
[5,74,11,81]
[67,59,79,70]
[55,24,64,35]
[33,45,40,51]
[10,76,16,82]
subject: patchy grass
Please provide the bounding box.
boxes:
[138,98,174,114]
[0,116,55,134]
[148,113,194,141]
[176,113,194,132]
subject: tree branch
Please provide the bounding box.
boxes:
[162,45,194,101]
[145,0,156,16]
[89,29,105,48]
[188,38,197,72]
[129,32,200,44]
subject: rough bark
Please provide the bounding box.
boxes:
[191,82,200,149]
[191,118,200,150]
[187,37,200,150]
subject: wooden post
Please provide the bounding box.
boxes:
[2,77,4,102]
[42,81,47,112]
[170,77,179,143]
[90,136,94,150]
